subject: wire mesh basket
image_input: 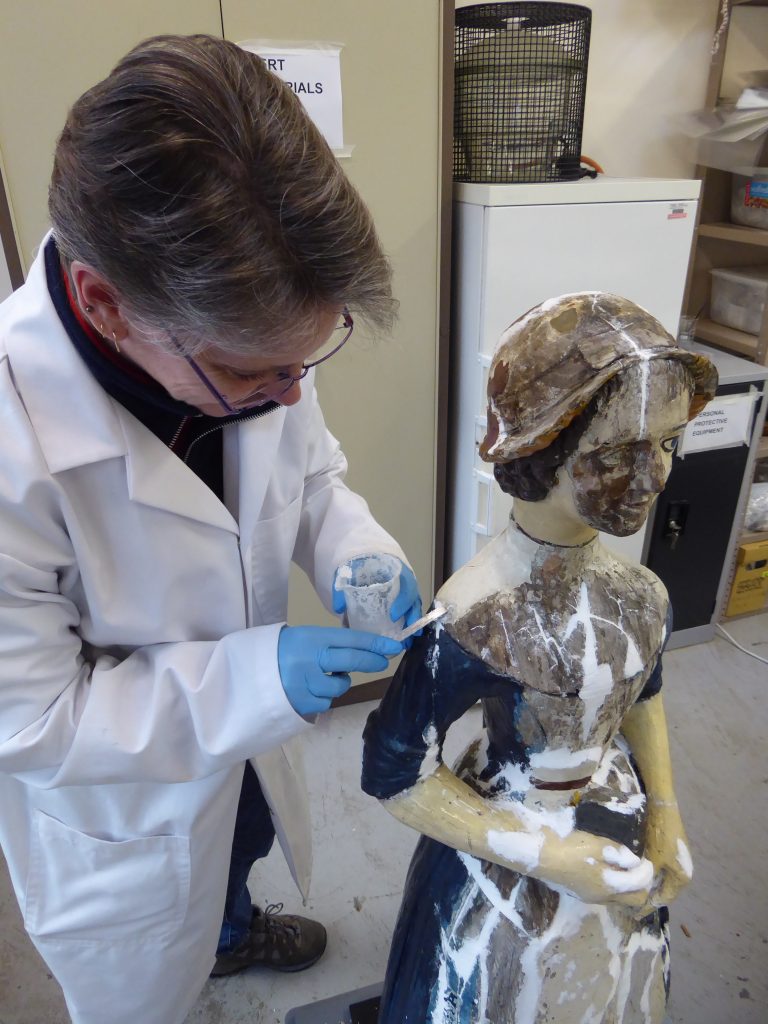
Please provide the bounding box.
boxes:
[454,2,591,183]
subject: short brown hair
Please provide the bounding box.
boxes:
[49,34,396,354]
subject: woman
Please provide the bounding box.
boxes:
[363,293,717,1023]
[0,35,421,1024]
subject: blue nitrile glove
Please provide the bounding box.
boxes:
[388,563,423,636]
[332,558,423,644]
[277,625,403,716]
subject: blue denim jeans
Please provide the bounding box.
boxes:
[217,760,276,955]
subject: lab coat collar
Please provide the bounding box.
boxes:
[5,237,128,474]
[117,407,239,534]
[4,237,238,535]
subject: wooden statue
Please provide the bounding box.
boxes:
[362,293,718,1024]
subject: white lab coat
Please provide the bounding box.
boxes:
[0,239,406,1024]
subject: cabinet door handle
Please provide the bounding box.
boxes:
[470,468,494,536]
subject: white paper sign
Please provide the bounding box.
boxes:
[239,40,345,152]
[679,392,756,455]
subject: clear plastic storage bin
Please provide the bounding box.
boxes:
[731,170,768,230]
[710,265,768,336]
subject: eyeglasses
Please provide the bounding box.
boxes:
[171,308,354,415]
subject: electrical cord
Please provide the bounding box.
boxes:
[715,624,768,667]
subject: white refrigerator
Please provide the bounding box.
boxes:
[448,176,700,575]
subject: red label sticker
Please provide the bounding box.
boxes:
[744,180,768,209]
[667,205,688,220]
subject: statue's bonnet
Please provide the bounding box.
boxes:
[480,292,718,463]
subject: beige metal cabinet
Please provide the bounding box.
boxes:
[222,2,450,627]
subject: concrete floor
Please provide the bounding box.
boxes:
[0,613,766,1024]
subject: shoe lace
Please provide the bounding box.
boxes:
[263,902,300,940]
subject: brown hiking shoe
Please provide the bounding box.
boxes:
[210,904,327,976]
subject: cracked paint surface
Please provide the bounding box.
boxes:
[448,530,668,772]
[363,524,674,1023]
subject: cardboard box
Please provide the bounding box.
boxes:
[725,539,768,617]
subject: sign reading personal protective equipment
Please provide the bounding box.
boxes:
[238,40,345,153]
[679,391,757,455]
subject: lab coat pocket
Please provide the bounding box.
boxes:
[250,496,302,625]
[25,812,190,944]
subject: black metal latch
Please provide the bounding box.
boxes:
[664,501,689,551]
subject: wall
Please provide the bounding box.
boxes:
[0,1,222,271]
[456,0,722,179]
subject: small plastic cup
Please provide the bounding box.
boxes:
[677,314,698,350]
[335,554,402,639]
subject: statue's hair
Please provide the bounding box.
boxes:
[493,400,593,502]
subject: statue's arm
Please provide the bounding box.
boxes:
[383,762,655,907]
[620,691,693,906]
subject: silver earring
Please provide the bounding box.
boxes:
[84,304,94,313]
[112,330,121,354]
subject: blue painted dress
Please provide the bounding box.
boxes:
[362,593,672,1024]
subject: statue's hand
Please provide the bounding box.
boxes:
[638,799,693,915]
[536,828,655,907]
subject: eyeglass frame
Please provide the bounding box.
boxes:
[169,307,354,415]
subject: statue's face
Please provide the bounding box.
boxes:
[565,361,692,537]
